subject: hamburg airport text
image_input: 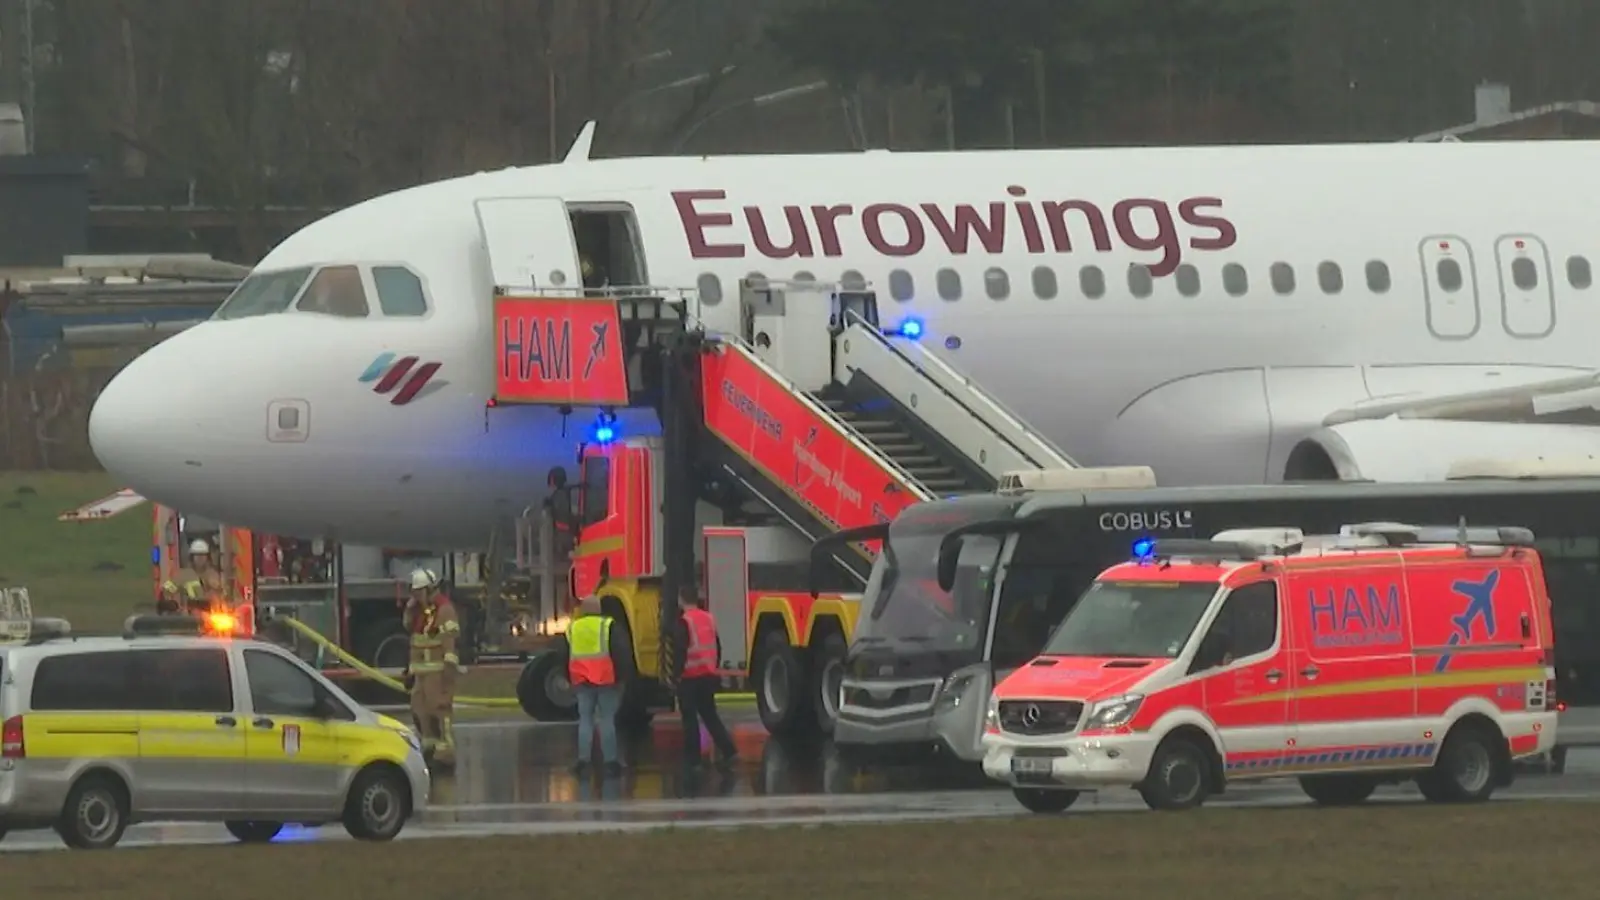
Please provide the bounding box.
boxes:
[1309,585,1404,649]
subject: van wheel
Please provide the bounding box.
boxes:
[56,774,130,849]
[342,766,409,841]
[225,820,285,843]
[812,632,848,735]
[517,651,577,721]
[1137,737,1212,811]
[1418,724,1499,803]
[755,630,813,738]
[1013,788,1080,814]
[1299,775,1377,806]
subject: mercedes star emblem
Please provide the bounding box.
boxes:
[1022,703,1042,726]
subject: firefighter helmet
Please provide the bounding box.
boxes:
[410,568,439,590]
[189,539,211,556]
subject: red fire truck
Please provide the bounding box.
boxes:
[516,435,863,737]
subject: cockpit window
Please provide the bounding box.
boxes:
[372,266,429,316]
[296,265,370,318]
[213,267,313,320]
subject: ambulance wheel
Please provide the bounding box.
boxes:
[517,652,577,721]
[1418,723,1499,803]
[812,632,848,735]
[56,773,130,849]
[1138,737,1212,811]
[1012,788,1080,814]
[225,820,285,842]
[1298,774,1377,806]
[755,630,812,737]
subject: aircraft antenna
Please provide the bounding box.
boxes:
[564,121,596,164]
[1457,515,1469,547]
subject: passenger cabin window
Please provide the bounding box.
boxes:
[244,649,327,718]
[888,269,914,302]
[1221,263,1248,296]
[1317,261,1343,294]
[372,266,429,316]
[1079,266,1106,299]
[841,269,867,291]
[989,525,1101,670]
[696,272,723,305]
[1269,262,1296,295]
[1174,264,1200,297]
[1127,264,1153,298]
[1193,581,1279,671]
[1511,257,1539,290]
[1436,258,1464,291]
[31,651,139,710]
[1567,256,1592,289]
[936,268,962,300]
[214,267,313,320]
[1032,266,1058,299]
[984,267,1010,300]
[1365,260,1391,293]
[296,265,369,317]
[143,649,234,712]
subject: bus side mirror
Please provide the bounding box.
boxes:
[936,536,962,592]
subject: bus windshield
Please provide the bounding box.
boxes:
[853,504,1010,653]
[1041,580,1220,659]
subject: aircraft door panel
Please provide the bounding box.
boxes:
[1494,234,1555,339]
[473,197,582,293]
[1417,236,1480,340]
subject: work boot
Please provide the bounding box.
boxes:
[715,752,738,772]
[604,761,625,777]
[570,760,590,775]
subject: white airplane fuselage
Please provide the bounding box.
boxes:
[87,141,1600,548]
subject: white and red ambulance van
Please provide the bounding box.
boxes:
[982,523,1559,812]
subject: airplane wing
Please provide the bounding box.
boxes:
[1287,370,1600,482]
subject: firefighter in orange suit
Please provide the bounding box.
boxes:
[403,568,461,766]
[671,585,738,769]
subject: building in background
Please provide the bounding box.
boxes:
[1410,82,1600,141]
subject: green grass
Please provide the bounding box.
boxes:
[5,801,1600,898]
[0,471,152,632]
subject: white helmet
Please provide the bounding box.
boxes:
[189,539,211,556]
[409,568,439,590]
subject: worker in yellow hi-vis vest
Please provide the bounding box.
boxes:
[402,568,462,767]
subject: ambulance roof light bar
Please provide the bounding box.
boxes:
[1135,538,1267,563]
[123,613,240,638]
[998,465,1156,494]
[1340,521,1536,548]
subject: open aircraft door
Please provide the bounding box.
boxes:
[475,197,582,293]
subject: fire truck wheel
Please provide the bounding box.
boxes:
[1417,721,1500,803]
[755,630,813,737]
[356,620,411,670]
[1012,788,1080,814]
[1298,774,1377,806]
[812,632,848,734]
[1137,736,1213,811]
[517,652,578,721]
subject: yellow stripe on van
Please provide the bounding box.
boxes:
[1224,665,1545,706]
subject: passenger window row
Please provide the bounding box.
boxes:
[214,264,431,321]
[693,253,1598,304]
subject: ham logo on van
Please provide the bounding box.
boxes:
[1307,584,1403,649]
[1435,570,1500,672]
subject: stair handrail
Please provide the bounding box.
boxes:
[841,310,1076,468]
[701,331,937,507]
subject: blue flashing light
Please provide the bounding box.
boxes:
[593,424,616,444]
[1132,537,1156,560]
[151,545,161,566]
[896,317,925,339]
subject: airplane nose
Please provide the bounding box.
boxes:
[90,331,212,497]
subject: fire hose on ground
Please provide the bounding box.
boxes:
[274,614,758,707]
[276,615,521,708]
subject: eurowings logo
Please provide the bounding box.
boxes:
[359,353,447,405]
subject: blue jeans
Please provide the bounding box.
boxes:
[575,683,622,765]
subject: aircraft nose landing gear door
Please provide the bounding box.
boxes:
[474,197,581,293]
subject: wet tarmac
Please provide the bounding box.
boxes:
[8,708,1600,851]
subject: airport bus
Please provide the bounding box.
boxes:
[827,463,1600,764]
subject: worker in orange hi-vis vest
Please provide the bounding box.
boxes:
[402,568,461,767]
[670,585,737,770]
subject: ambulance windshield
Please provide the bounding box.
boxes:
[853,503,1008,653]
[1041,580,1219,659]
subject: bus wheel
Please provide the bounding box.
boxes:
[517,651,577,721]
[812,632,847,735]
[755,630,812,737]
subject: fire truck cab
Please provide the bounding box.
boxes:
[516,436,861,737]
